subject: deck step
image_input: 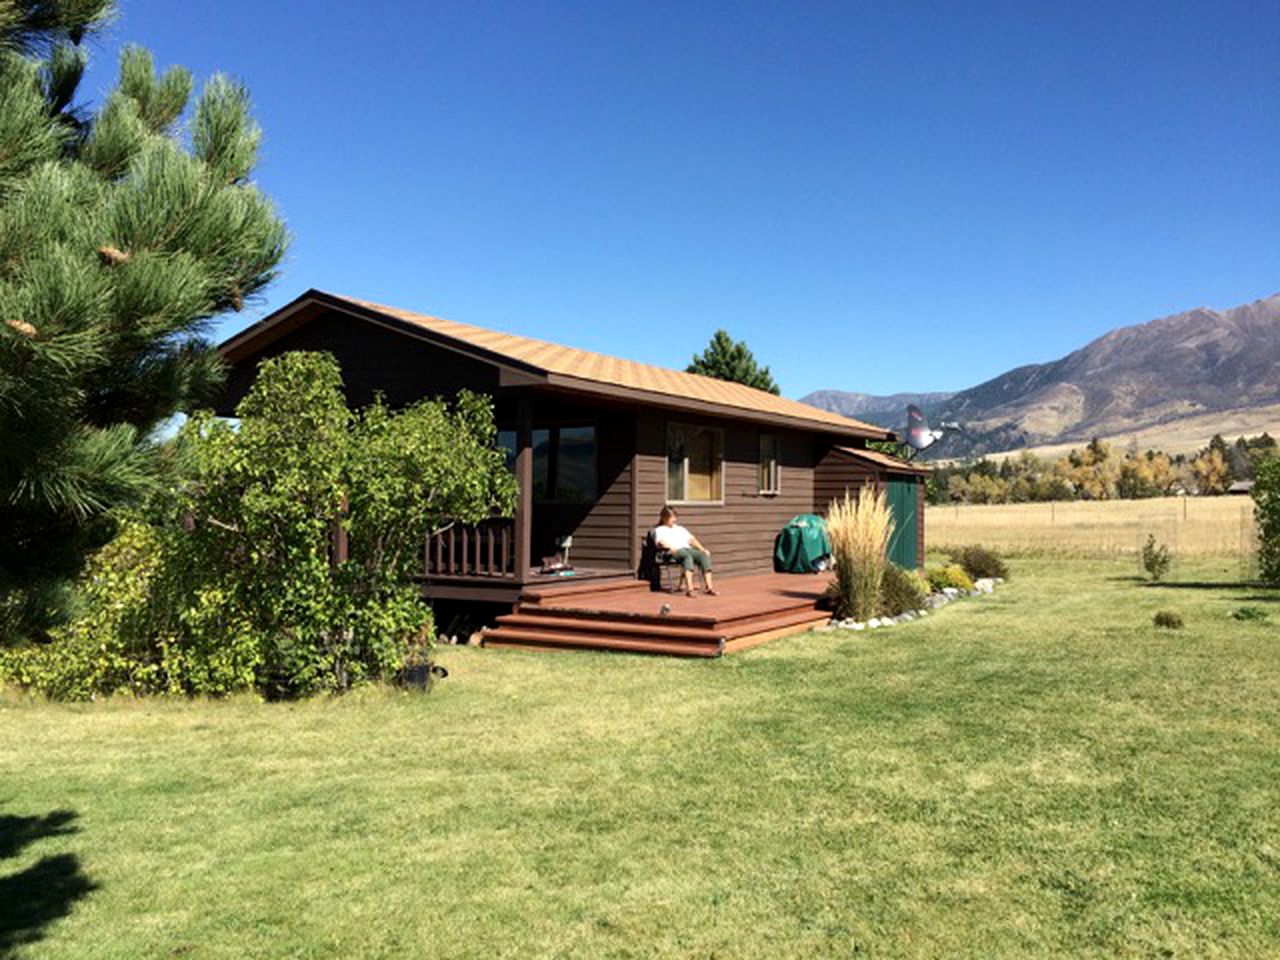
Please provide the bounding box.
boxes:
[482,626,723,658]
[494,613,720,642]
[520,598,823,631]
[717,606,833,640]
[519,577,648,605]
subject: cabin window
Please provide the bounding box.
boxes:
[498,426,596,502]
[666,423,723,503]
[758,432,780,494]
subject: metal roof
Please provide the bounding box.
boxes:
[832,445,931,475]
[220,290,892,439]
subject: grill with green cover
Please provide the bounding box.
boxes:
[774,514,831,574]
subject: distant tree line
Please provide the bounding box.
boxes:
[929,433,1278,505]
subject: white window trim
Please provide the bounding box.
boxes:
[666,422,725,506]
[758,432,781,496]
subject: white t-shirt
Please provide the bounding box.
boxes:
[654,523,693,552]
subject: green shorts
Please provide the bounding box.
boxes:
[673,547,713,573]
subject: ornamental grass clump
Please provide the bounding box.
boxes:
[827,489,894,621]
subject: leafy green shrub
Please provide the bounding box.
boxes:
[1141,534,1172,581]
[1230,606,1269,622]
[3,353,516,701]
[0,523,261,700]
[927,564,974,593]
[879,563,929,616]
[1153,610,1184,629]
[950,544,1008,581]
[1254,458,1280,585]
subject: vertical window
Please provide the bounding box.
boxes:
[500,426,595,502]
[666,423,723,503]
[530,428,552,500]
[759,432,780,494]
[554,426,596,503]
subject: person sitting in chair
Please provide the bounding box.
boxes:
[653,506,717,597]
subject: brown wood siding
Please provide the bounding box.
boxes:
[633,410,816,577]
[813,446,881,510]
[813,446,927,569]
[221,308,499,412]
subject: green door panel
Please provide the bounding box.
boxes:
[887,479,918,569]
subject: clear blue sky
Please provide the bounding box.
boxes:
[83,0,1278,398]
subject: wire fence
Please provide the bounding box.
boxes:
[927,496,1258,566]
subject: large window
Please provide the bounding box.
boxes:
[667,423,723,503]
[497,425,596,502]
[758,432,780,494]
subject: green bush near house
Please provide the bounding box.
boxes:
[950,544,1009,581]
[927,563,975,593]
[0,352,515,700]
[879,563,929,616]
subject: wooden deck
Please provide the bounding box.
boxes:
[482,571,833,657]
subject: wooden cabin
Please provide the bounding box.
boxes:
[218,290,928,654]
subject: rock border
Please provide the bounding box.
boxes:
[820,577,1003,632]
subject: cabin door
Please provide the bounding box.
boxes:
[886,479,918,569]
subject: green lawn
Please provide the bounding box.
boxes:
[3,558,1279,959]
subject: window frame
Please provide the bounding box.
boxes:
[758,431,781,496]
[497,422,598,504]
[665,422,726,506]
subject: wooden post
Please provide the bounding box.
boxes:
[629,410,641,573]
[512,393,533,583]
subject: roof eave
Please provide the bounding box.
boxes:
[543,372,891,440]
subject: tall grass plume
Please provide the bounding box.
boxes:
[828,489,894,620]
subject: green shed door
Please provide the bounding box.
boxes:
[887,479,918,569]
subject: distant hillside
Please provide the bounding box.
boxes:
[801,294,1280,458]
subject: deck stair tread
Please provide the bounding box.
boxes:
[483,627,722,658]
[494,613,721,642]
[481,570,833,657]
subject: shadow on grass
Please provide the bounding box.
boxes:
[1140,581,1280,603]
[0,809,95,958]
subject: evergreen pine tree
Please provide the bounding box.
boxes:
[686,330,780,395]
[0,1,288,637]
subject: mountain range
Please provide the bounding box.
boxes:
[800,294,1280,459]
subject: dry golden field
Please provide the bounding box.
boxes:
[927,495,1259,560]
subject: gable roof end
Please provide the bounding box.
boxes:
[219,289,892,440]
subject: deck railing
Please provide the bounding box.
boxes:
[425,517,517,580]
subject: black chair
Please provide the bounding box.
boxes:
[638,529,683,593]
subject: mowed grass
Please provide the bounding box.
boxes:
[928,496,1259,558]
[3,558,1280,958]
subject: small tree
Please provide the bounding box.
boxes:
[3,352,517,699]
[686,330,780,394]
[171,352,516,696]
[1253,458,1280,585]
[1141,534,1171,581]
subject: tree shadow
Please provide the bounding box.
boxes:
[1141,581,1280,603]
[0,809,95,958]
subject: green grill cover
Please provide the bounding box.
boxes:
[773,514,831,574]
